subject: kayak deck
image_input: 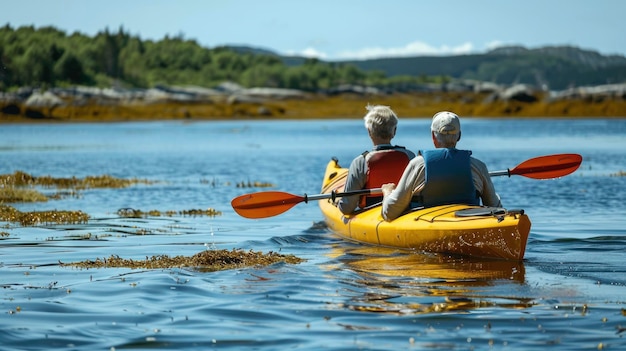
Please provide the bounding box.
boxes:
[319,158,531,260]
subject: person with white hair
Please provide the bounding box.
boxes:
[337,105,416,215]
[381,111,501,221]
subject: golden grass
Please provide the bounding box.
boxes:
[2,92,625,123]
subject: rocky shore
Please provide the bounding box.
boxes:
[1,81,625,123]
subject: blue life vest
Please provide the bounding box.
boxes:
[415,148,479,207]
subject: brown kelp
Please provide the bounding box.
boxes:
[0,205,89,226]
[0,170,154,190]
[117,208,222,218]
[61,249,304,271]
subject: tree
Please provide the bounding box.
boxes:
[54,52,86,84]
[17,44,54,85]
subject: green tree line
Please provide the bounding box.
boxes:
[0,24,443,92]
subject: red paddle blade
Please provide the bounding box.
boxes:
[231,191,305,219]
[510,153,582,179]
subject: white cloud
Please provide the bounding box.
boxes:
[284,41,497,61]
[485,40,505,51]
[333,41,477,60]
[286,47,328,59]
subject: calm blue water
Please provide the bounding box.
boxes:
[1,118,625,350]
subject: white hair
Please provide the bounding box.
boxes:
[363,104,398,139]
[432,132,459,148]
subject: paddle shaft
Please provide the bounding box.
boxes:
[305,188,382,202]
[231,153,582,219]
[489,170,511,177]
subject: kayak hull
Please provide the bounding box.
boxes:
[319,158,531,261]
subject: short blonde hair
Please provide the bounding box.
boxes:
[363,105,398,139]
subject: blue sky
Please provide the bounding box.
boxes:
[2,0,625,60]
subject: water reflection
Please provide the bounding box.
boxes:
[325,244,533,314]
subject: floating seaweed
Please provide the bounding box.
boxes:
[199,178,231,187]
[0,170,155,189]
[0,205,89,226]
[1,171,155,204]
[61,249,304,271]
[117,207,222,218]
[236,180,275,188]
[0,187,48,203]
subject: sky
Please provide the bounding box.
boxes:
[2,0,625,60]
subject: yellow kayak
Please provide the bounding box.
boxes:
[318,158,531,260]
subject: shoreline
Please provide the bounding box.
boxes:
[2,92,625,124]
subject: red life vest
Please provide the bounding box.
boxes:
[359,149,411,208]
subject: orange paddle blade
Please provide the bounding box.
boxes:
[510,153,582,179]
[231,191,305,219]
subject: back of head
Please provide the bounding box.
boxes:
[431,111,461,148]
[363,105,398,140]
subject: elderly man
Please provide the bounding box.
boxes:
[381,111,501,221]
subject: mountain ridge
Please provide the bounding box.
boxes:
[266,45,626,90]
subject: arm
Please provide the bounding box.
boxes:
[381,157,425,221]
[471,158,502,207]
[337,155,367,215]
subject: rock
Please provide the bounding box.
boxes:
[549,83,626,101]
[24,91,64,108]
[326,84,382,95]
[500,84,538,102]
[215,81,244,93]
[241,87,305,99]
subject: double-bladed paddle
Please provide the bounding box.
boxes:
[230,188,382,220]
[231,153,582,219]
[488,153,582,179]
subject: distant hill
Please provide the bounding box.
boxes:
[220,45,278,56]
[268,46,626,90]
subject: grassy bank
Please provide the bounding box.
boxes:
[2,92,625,123]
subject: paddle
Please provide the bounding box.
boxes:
[231,153,582,219]
[488,153,582,179]
[231,188,382,219]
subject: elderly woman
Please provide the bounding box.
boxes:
[336,105,416,215]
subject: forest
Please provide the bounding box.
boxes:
[0,24,445,92]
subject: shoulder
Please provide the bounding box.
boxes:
[349,153,368,168]
[384,145,416,159]
[398,147,416,158]
[470,157,491,175]
[409,154,425,167]
[469,156,487,168]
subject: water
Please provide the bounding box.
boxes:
[1,118,625,350]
